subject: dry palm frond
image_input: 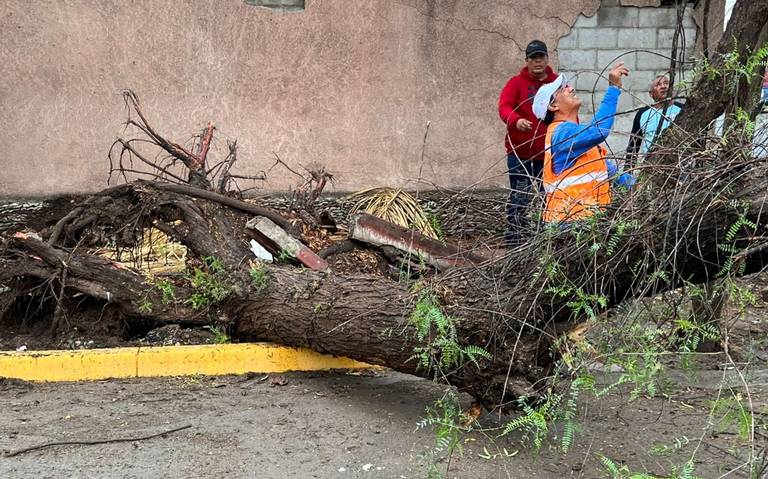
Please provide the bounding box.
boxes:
[348,187,438,239]
[93,226,187,275]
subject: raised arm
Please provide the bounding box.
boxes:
[550,87,621,174]
[550,63,629,174]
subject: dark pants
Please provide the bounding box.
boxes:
[506,154,543,247]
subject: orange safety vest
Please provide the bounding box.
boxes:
[542,121,611,223]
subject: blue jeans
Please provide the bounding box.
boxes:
[506,154,543,246]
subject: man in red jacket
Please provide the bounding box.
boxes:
[498,39,559,246]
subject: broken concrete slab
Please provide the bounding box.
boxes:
[348,213,484,271]
[245,217,328,271]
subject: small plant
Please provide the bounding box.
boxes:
[672,317,720,354]
[597,454,700,479]
[407,290,491,375]
[249,262,269,291]
[500,394,562,453]
[416,390,470,478]
[649,436,690,457]
[276,250,293,264]
[205,325,231,344]
[426,213,446,242]
[710,393,753,441]
[137,297,153,314]
[184,256,233,310]
[157,279,176,305]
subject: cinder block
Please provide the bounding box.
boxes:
[558,49,597,70]
[577,100,596,116]
[617,91,635,113]
[574,14,599,28]
[580,28,619,49]
[656,27,698,48]
[598,50,636,70]
[657,28,677,48]
[605,116,634,152]
[626,70,658,96]
[636,49,673,70]
[618,28,656,49]
[597,7,639,27]
[558,31,579,49]
[572,71,605,93]
[637,7,681,28]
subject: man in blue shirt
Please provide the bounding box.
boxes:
[638,75,682,154]
[625,75,683,166]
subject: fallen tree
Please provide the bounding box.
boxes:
[1,0,767,411]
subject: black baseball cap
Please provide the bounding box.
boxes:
[525,40,548,58]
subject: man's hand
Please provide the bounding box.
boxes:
[516,118,533,131]
[608,62,630,88]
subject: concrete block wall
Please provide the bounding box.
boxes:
[557,1,697,156]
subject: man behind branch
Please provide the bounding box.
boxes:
[625,75,683,168]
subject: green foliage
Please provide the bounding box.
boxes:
[648,436,690,457]
[205,325,231,344]
[597,454,700,479]
[407,290,491,375]
[184,256,233,311]
[560,375,593,452]
[717,201,757,278]
[710,393,753,441]
[249,262,269,291]
[416,390,470,478]
[276,250,293,263]
[427,213,446,242]
[727,279,758,314]
[417,391,466,456]
[612,329,666,401]
[598,454,658,479]
[538,243,609,321]
[546,283,608,321]
[688,42,768,98]
[157,279,176,305]
[501,394,562,453]
[672,317,720,354]
[137,297,153,315]
[721,41,768,94]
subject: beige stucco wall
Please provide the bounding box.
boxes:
[0,0,599,197]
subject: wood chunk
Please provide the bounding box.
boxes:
[348,213,484,271]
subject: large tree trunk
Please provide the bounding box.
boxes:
[2,0,767,411]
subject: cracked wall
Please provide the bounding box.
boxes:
[2,0,691,197]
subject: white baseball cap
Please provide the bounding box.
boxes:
[532,74,567,120]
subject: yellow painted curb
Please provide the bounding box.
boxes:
[0,343,373,382]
